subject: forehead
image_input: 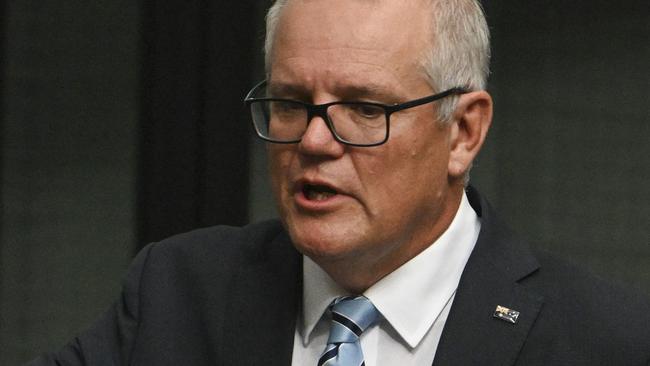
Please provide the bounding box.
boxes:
[270,0,432,93]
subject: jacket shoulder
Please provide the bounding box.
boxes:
[528,249,650,313]
[519,249,650,363]
[127,219,298,308]
[145,219,289,268]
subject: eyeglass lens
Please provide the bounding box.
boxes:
[250,100,388,145]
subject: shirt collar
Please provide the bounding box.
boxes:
[300,192,481,348]
[301,255,348,344]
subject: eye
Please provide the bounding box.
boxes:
[349,104,384,119]
[270,101,303,116]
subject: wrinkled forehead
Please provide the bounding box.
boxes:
[269,0,433,69]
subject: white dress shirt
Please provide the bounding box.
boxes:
[291,192,481,366]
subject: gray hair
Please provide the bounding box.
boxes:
[263,0,491,123]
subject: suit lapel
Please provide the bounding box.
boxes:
[221,229,302,365]
[433,187,544,366]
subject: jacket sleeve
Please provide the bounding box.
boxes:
[24,243,156,366]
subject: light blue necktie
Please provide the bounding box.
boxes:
[318,296,381,366]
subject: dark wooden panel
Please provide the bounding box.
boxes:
[138,0,257,245]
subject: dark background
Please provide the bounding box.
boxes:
[1,0,648,363]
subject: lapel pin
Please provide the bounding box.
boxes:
[493,305,520,324]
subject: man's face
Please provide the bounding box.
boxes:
[268,0,462,274]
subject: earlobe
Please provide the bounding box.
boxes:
[448,91,493,179]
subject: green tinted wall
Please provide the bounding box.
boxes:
[0,1,139,363]
[476,0,650,291]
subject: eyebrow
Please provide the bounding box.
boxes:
[267,81,402,104]
[335,83,401,103]
[267,82,305,98]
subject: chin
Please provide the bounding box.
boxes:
[289,228,346,258]
[285,217,365,261]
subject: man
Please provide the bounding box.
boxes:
[29,0,649,365]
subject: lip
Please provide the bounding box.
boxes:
[293,178,350,212]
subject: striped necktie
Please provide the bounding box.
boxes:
[318,296,381,366]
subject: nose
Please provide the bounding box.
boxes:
[298,115,345,158]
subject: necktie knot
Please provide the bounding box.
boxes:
[318,296,380,366]
[327,296,380,344]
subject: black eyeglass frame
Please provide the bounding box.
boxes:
[244,80,469,147]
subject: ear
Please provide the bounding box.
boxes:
[447,91,493,180]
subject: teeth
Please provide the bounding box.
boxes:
[306,190,336,201]
[304,185,337,201]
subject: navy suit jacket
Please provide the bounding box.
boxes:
[28,187,650,365]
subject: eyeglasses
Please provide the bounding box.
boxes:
[244,80,468,147]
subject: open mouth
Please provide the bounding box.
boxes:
[302,184,338,201]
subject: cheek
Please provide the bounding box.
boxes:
[377,132,449,202]
[409,125,451,175]
[354,147,419,214]
[268,148,293,195]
